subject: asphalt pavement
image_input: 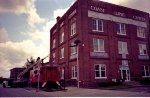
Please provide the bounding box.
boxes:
[0,84,150,97]
[0,84,46,97]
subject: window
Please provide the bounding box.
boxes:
[92,18,103,32]
[122,60,128,66]
[95,64,106,79]
[52,53,55,62]
[118,41,128,54]
[52,39,56,48]
[137,27,145,38]
[60,32,64,43]
[70,42,77,55]
[142,66,150,77]
[61,68,64,79]
[139,44,147,55]
[117,23,126,35]
[70,18,76,36]
[60,48,64,59]
[72,65,77,79]
[93,38,105,52]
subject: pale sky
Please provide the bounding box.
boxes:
[0,0,150,78]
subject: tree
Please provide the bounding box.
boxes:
[0,77,3,83]
[25,56,35,68]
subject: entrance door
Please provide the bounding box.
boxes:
[120,69,130,81]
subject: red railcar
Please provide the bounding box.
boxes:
[29,65,64,89]
[30,66,61,83]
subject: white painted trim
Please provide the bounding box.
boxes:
[95,77,107,79]
[88,10,147,28]
[120,69,130,81]
[94,50,105,53]
[94,64,107,79]
[71,77,77,79]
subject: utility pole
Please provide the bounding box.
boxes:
[73,40,81,88]
[37,55,49,92]
[37,65,40,92]
[76,45,79,88]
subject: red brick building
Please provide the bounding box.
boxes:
[10,68,26,81]
[50,0,150,87]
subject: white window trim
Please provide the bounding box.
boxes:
[139,44,147,55]
[92,18,104,32]
[95,64,107,79]
[137,26,146,38]
[93,38,105,52]
[70,18,76,36]
[122,60,128,66]
[95,77,107,79]
[71,51,77,55]
[94,50,105,53]
[71,77,77,79]
[53,39,56,48]
[61,68,65,79]
[60,32,64,44]
[60,48,64,59]
[71,65,77,79]
[142,65,150,77]
[70,42,77,56]
[52,53,55,62]
[117,23,126,35]
[118,41,128,54]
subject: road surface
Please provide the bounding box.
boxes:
[0,84,150,97]
[0,84,46,97]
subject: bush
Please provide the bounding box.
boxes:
[140,78,150,85]
[98,81,123,87]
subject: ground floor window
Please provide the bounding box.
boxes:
[95,64,106,79]
[72,65,77,79]
[61,68,64,79]
[142,65,150,77]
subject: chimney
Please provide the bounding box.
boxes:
[56,16,61,22]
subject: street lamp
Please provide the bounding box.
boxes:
[70,39,81,88]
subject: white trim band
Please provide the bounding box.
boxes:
[88,10,147,28]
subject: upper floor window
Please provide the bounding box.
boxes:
[92,18,103,32]
[60,48,64,59]
[142,65,150,77]
[93,38,105,52]
[52,52,55,62]
[139,44,147,55]
[52,39,56,48]
[72,65,77,79]
[117,23,126,35]
[122,60,128,66]
[95,64,106,79]
[118,41,128,54]
[60,32,64,44]
[137,26,146,38]
[70,42,77,55]
[70,18,76,36]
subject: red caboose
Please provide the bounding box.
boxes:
[30,64,63,88]
[40,66,60,82]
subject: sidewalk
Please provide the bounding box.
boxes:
[26,86,150,97]
[24,83,150,97]
[97,84,142,90]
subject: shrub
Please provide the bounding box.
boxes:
[140,78,150,85]
[98,81,123,87]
